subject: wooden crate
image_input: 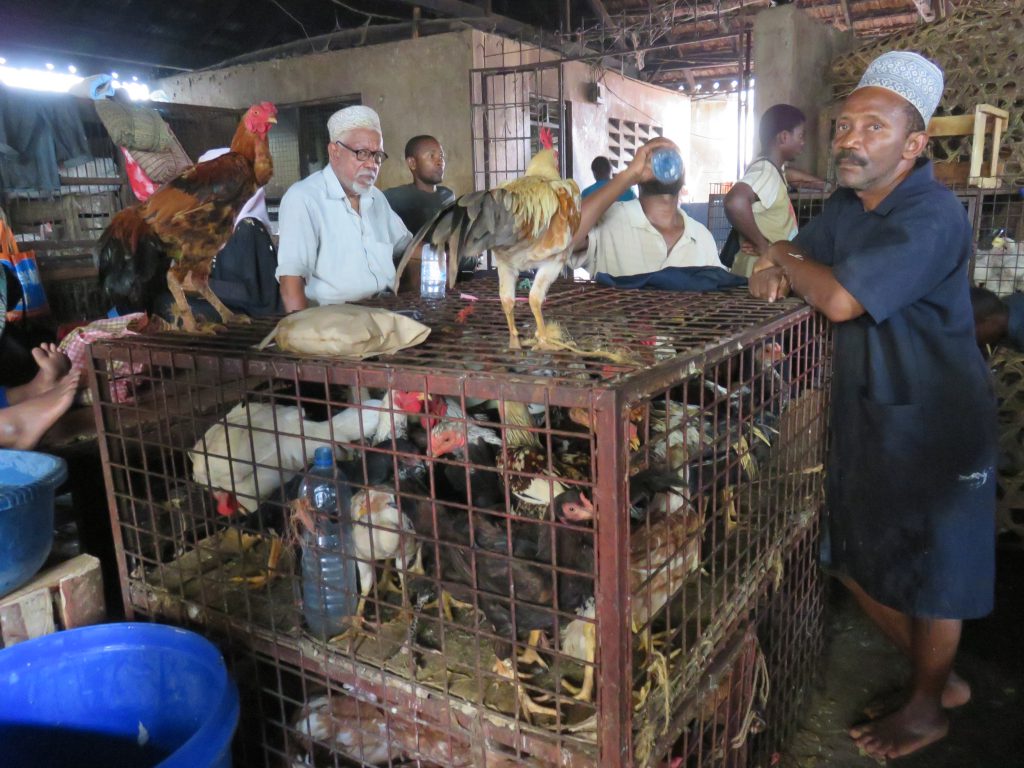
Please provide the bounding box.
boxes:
[0,554,106,648]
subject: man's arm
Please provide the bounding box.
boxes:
[723,182,771,255]
[569,137,674,251]
[750,242,864,322]
[784,166,827,190]
[279,276,307,312]
[275,186,317,312]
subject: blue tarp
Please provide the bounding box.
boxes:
[595,266,747,292]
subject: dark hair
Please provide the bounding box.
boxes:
[591,156,612,180]
[902,102,926,135]
[971,286,1007,324]
[759,104,806,150]
[404,135,438,159]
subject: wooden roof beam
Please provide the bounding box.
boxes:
[390,0,638,73]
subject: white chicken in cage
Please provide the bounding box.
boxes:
[190,394,392,514]
[974,230,1023,295]
[347,488,423,626]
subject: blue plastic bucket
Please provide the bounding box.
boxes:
[0,449,66,596]
[0,623,239,768]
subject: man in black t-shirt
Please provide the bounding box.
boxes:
[384,135,455,236]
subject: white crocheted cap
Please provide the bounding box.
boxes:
[855,51,944,124]
[327,105,382,142]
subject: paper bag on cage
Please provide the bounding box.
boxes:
[256,304,430,358]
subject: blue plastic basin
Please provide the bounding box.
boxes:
[0,449,67,597]
[0,623,239,768]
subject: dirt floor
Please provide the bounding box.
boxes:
[785,547,1024,768]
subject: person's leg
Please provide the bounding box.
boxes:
[843,579,959,759]
[0,371,80,449]
[3,344,72,405]
[842,576,970,709]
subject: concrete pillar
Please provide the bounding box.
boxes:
[752,6,853,178]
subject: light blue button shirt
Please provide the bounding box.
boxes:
[276,166,413,305]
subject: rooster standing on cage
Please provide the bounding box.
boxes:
[393,128,581,350]
[98,102,277,331]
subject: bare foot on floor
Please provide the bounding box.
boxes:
[863,673,971,718]
[29,343,72,394]
[942,671,971,709]
[5,371,80,450]
[850,699,949,760]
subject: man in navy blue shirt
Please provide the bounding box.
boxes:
[750,52,996,760]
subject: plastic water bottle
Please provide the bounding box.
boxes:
[651,147,683,184]
[420,244,446,299]
[300,447,357,638]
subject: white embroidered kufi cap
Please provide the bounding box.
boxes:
[855,51,944,124]
[327,105,382,142]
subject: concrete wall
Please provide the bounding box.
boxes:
[155,29,692,201]
[753,5,853,178]
[471,32,691,193]
[155,31,478,196]
[564,60,691,193]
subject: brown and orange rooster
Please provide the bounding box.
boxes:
[393,128,580,350]
[98,102,277,332]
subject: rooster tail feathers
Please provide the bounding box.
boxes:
[97,208,169,314]
[392,227,429,294]
[391,197,465,293]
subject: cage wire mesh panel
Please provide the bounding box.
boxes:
[971,187,1024,294]
[90,279,830,767]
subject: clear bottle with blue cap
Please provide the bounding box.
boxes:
[299,446,357,638]
[650,147,683,185]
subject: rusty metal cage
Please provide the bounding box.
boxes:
[90,279,830,767]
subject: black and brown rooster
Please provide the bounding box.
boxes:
[98,102,277,331]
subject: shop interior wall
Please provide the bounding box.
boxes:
[155,31,478,198]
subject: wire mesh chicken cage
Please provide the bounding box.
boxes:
[89,277,831,767]
[966,183,1024,294]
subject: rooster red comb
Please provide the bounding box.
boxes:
[539,127,554,151]
[244,102,278,135]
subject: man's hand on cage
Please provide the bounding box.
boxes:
[749,265,791,303]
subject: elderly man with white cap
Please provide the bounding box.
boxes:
[276,105,412,310]
[750,52,995,759]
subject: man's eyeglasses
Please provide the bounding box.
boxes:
[335,141,388,165]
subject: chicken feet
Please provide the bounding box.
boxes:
[493,657,558,723]
[167,269,251,333]
[229,535,284,588]
[517,629,549,669]
[560,620,596,702]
